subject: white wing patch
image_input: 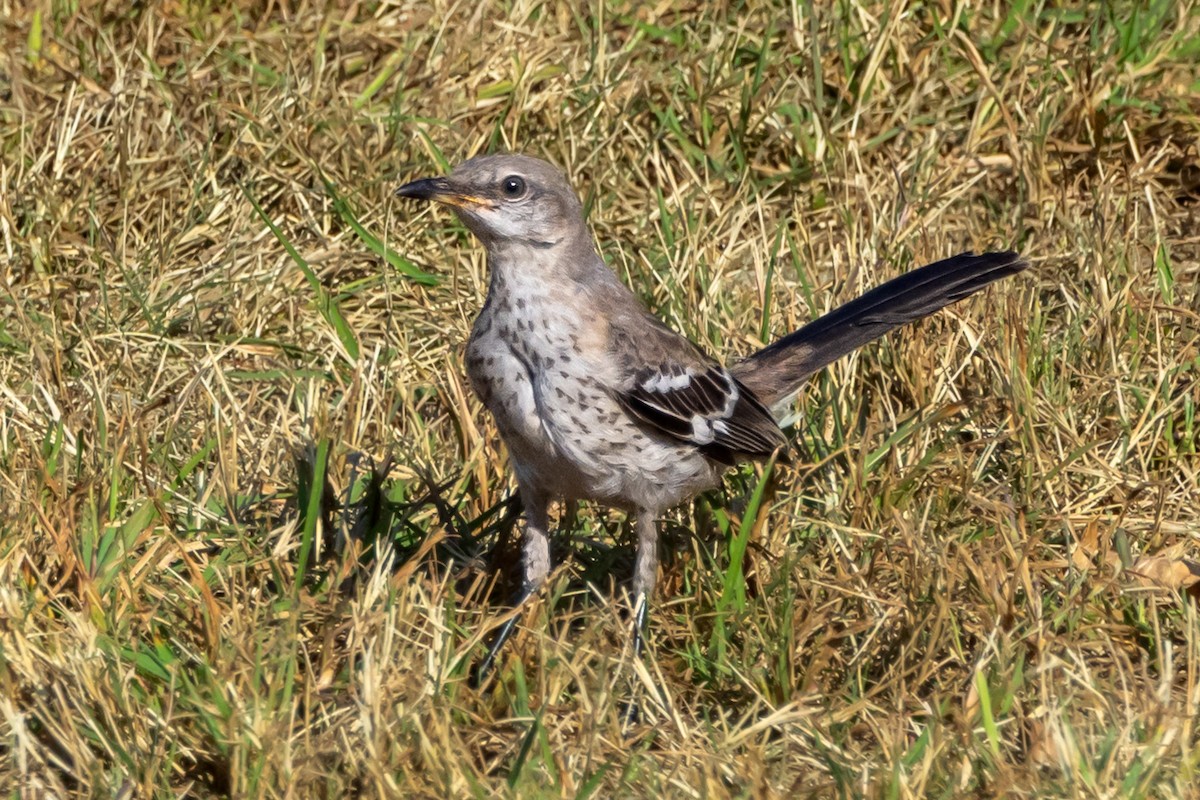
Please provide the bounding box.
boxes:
[720,381,738,417]
[690,414,715,444]
[641,368,696,393]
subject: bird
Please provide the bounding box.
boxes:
[395,153,1027,684]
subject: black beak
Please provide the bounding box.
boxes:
[394,176,451,201]
[394,175,496,210]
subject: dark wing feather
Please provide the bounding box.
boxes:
[617,363,786,464]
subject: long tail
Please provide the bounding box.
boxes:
[730,250,1028,410]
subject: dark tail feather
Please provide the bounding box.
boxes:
[730,251,1028,409]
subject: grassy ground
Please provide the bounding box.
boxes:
[2,1,1199,797]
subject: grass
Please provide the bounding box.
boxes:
[2,1,1199,797]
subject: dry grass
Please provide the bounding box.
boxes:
[2,1,1199,797]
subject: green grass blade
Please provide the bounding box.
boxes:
[243,185,360,361]
[323,179,439,286]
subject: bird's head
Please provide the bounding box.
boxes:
[395,154,586,250]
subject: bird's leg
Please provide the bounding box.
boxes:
[619,508,660,727]
[560,498,579,535]
[630,508,659,659]
[472,486,551,687]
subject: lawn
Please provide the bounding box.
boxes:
[2,1,1199,797]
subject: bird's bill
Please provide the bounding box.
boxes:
[394,176,496,210]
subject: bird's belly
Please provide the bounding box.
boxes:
[465,327,722,508]
[536,374,724,508]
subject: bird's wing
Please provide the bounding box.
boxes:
[607,311,786,464]
[617,362,786,463]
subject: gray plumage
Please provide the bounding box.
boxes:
[396,153,1027,676]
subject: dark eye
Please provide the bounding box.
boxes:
[501,175,526,198]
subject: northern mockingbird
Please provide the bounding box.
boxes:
[396,154,1026,683]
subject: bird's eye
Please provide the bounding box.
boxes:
[501,175,526,198]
